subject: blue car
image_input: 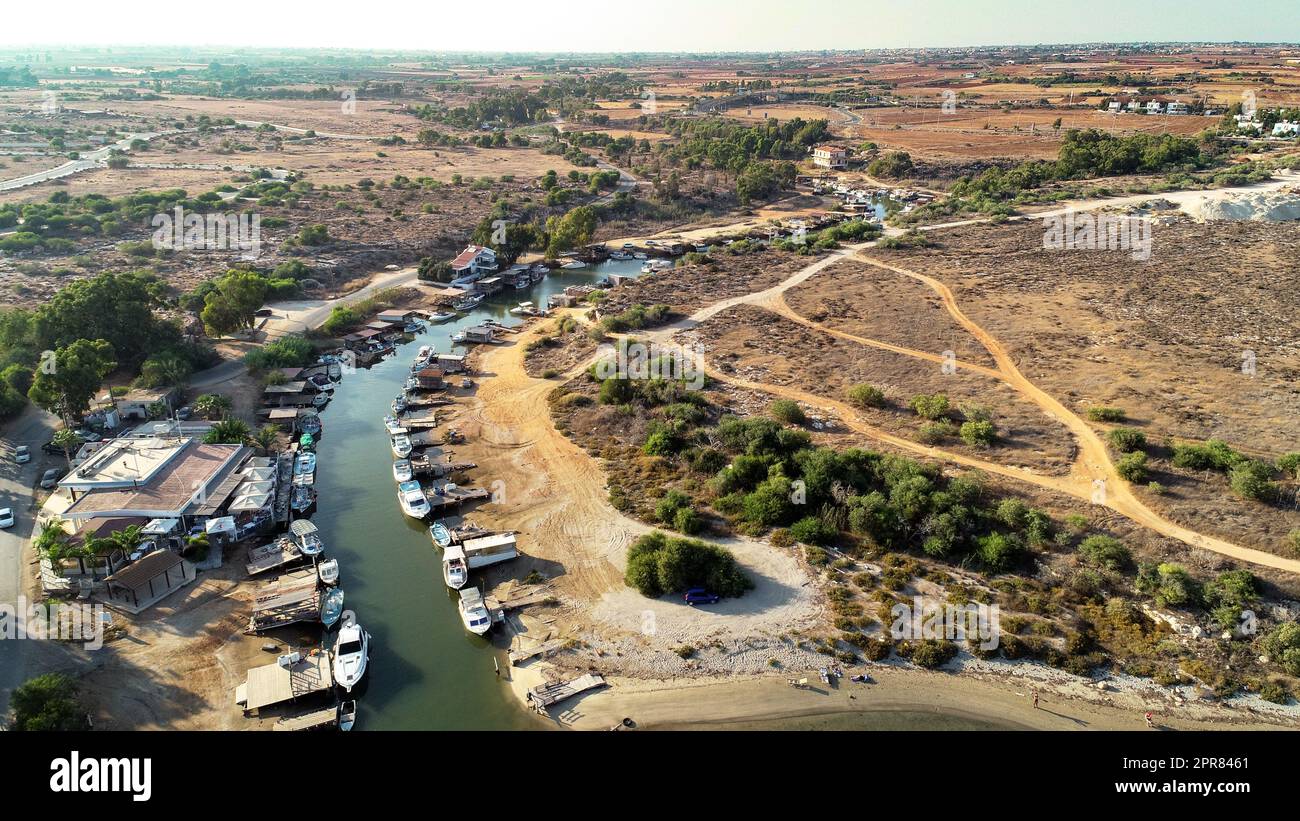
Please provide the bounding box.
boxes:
[684,588,720,606]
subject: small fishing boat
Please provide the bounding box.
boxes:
[633,252,648,260]
[427,310,456,323]
[509,301,538,316]
[392,459,413,483]
[312,392,330,409]
[327,363,342,380]
[458,588,493,635]
[290,485,316,513]
[404,320,423,333]
[560,260,586,269]
[321,587,345,627]
[391,395,407,414]
[299,433,315,452]
[452,293,485,311]
[391,434,412,458]
[609,250,631,260]
[451,330,467,344]
[294,452,316,476]
[530,264,549,281]
[332,621,370,692]
[397,480,431,519]
[290,519,324,556]
[429,521,453,548]
[338,700,357,731]
[443,544,468,589]
[641,259,672,274]
[317,557,340,586]
[383,415,407,436]
[415,345,434,361]
[298,412,322,436]
[309,373,333,390]
[460,378,472,389]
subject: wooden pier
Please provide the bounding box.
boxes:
[427,485,491,512]
[245,536,303,576]
[272,705,338,732]
[236,651,333,714]
[247,584,321,634]
[508,637,568,666]
[399,411,439,429]
[527,674,607,709]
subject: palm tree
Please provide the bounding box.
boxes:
[203,419,251,445]
[51,429,84,468]
[193,393,233,420]
[34,522,90,577]
[251,424,281,453]
[107,524,144,557]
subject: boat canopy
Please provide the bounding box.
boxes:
[445,544,467,562]
[290,519,320,538]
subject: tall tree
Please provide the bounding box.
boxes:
[26,339,116,424]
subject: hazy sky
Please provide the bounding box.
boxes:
[2,0,1297,51]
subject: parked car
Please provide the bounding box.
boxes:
[0,508,14,528]
[40,468,63,489]
[176,406,193,420]
[73,429,102,443]
[41,441,64,456]
[254,308,274,317]
[683,588,721,606]
[13,445,30,464]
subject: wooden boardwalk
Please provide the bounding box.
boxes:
[527,674,606,709]
[236,652,333,714]
[245,536,303,576]
[508,637,568,666]
[272,705,338,732]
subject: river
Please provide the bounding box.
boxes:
[310,258,644,730]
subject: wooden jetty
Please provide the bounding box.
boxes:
[411,457,476,479]
[246,584,321,634]
[399,411,439,429]
[235,651,333,714]
[404,395,453,410]
[527,674,607,709]
[427,484,491,512]
[245,536,303,576]
[253,568,316,603]
[272,705,338,732]
[508,637,568,666]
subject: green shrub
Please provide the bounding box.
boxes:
[1087,406,1126,422]
[790,515,837,545]
[1115,451,1148,482]
[1078,534,1131,571]
[959,419,996,448]
[623,531,753,599]
[768,399,806,425]
[1107,427,1147,452]
[846,383,886,409]
[909,393,950,420]
[1229,460,1275,501]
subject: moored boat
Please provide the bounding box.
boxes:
[397,479,431,519]
[458,588,493,635]
[443,544,468,589]
[338,700,357,731]
[290,519,324,556]
[332,621,370,692]
[427,310,456,323]
[392,459,413,483]
[321,587,345,627]
[429,521,453,548]
[317,557,340,586]
[391,434,412,458]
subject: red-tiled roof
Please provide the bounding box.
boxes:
[451,245,487,268]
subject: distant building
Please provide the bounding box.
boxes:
[1165,101,1189,115]
[1146,100,1164,114]
[1107,101,1122,113]
[812,144,847,169]
[1272,121,1299,137]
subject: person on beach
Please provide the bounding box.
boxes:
[1032,690,1039,709]
[1144,711,1154,728]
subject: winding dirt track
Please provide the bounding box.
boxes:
[659,243,1300,575]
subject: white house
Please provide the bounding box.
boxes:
[1273,121,1300,137]
[1165,101,1189,115]
[1107,101,1122,113]
[1127,100,1143,112]
[1145,100,1164,114]
[812,144,847,170]
[449,245,498,279]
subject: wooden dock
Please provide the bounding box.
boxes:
[508,637,568,666]
[427,485,491,511]
[245,536,303,576]
[527,674,606,709]
[400,411,439,429]
[246,585,321,633]
[272,705,338,732]
[236,651,333,714]
[404,395,452,409]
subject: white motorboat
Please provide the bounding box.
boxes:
[633,252,648,260]
[298,412,322,436]
[560,260,586,269]
[415,345,434,362]
[327,363,342,380]
[312,392,330,408]
[509,301,537,316]
[290,519,324,556]
[392,459,413,483]
[290,485,316,513]
[384,415,407,436]
[427,311,456,323]
[609,250,631,260]
[443,544,468,590]
[317,557,340,586]
[429,522,453,548]
[458,588,493,635]
[332,621,370,692]
[451,331,467,344]
[391,434,412,458]
[391,395,407,414]
[338,700,357,731]
[452,293,485,311]
[397,480,431,519]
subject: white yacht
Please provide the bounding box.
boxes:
[443,544,468,590]
[392,459,413,483]
[391,434,412,458]
[458,588,493,635]
[332,621,370,692]
[397,480,431,519]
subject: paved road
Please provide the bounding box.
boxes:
[0,405,58,713]
[0,130,167,192]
